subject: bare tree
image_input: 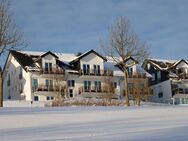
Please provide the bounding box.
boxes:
[0,0,26,56]
[101,72,116,103]
[53,70,67,101]
[128,76,153,106]
[101,17,149,106]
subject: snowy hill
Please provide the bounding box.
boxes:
[0,105,188,141]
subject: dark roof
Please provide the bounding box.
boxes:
[149,59,169,69]
[123,56,138,64]
[41,51,58,59]
[70,50,107,64]
[10,50,35,70]
[142,59,188,72]
[168,59,188,69]
[56,60,74,70]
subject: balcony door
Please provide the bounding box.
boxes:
[45,62,52,73]
[94,65,100,75]
[84,81,91,92]
[46,79,53,91]
[83,64,90,75]
[95,81,101,92]
[32,79,38,92]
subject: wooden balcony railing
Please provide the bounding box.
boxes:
[178,72,188,79]
[79,69,113,76]
[32,85,63,93]
[128,87,153,96]
[41,68,65,75]
[78,86,116,94]
[128,73,146,78]
[174,88,188,94]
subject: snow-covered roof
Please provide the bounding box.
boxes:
[136,65,152,78]
[20,51,77,62]
[17,50,151,78]
[104,61,124,76]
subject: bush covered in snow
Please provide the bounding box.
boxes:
[52,98,129,106]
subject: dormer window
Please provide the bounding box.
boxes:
[94,65,100,75]
[45,62,52,73]
[127,67,133,76]
[147,63,151,70]
[157,71,161,80]
[83,64,90,75]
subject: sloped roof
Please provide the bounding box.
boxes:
[168,59,188,69]
[10,50,35,70]
[70,49,107,64]
[144,59,188,71]
[41,51,59,59]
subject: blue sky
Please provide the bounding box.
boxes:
[1,0,188,67]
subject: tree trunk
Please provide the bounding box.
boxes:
[136,88,141,106]
[123,66,130,106]
[0,69,3,107]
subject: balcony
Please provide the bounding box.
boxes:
[127,73,146,79]
[32,85,63,93]
[174,88,188,94]
[178,72,188,79]
[79,69,113,76]
[41,68,65,75]
[128,87,153,96]
[78,86,116,94]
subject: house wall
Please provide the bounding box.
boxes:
[41,54,57,68]
[30,74,66,101]
[80,52,105,71]
[176,62,188,69]
[3,51,151,102]
[67,74,122,98]
[149,80,172,103]
[3,55,31,100]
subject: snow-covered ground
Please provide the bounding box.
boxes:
[0,104,188,141]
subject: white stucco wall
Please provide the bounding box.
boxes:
[3,55,32,100]
[176,62,188,69]
[42,54,57,69]
[149,80,172,103]
[80,52,105,71]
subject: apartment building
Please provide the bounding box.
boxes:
[3,49,151,101]
[142,59,188,104]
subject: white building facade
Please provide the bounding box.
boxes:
[142,59,188,104]
[3,50,151,102]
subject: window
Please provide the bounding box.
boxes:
[152,73,155,81]
[34,96,39,101]
[128,83,134,88]
[46,79,53,90]
[45,63,48,73]
[158,92,163,98]
[95,81,101,91]
[157,71,161,80]
[83,64,90,75]
[33,79,38,91]
[147,63,151,70]
[94,65,100,75]
[45,62,53,73]
[46,96,54,101]
[111,82,117,88]
[19,67,22,79]
[68,80,75,87]
[84,81,91,91]
[49,63,52,72]
[127,67,133,76]
[69,89,73,97]
[7,73,10,86]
